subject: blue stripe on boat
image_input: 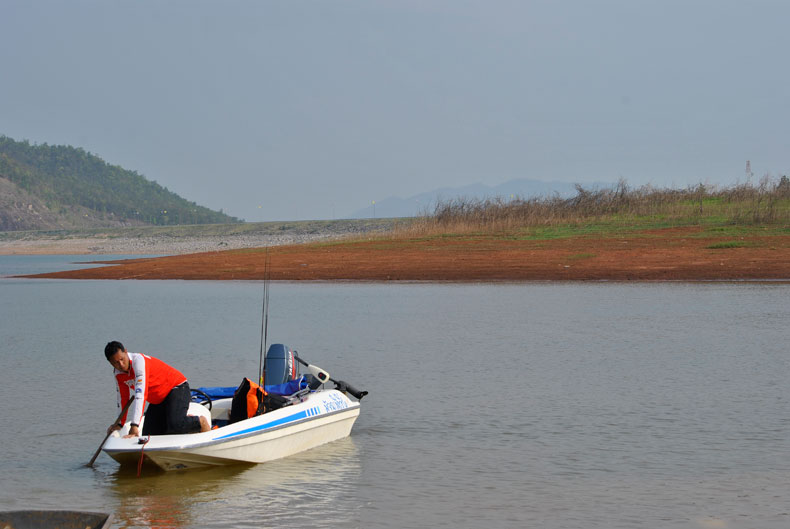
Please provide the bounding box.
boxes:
[213,408,316,441]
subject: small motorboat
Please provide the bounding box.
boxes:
[0,510,112,529]
[102,345,367,471]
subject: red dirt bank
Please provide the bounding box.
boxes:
[24,227,790,281]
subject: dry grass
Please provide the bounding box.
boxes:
[398,177,790,237]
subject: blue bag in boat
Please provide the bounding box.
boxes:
[194,377,308,402]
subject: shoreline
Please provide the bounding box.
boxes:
[17,226,790,282]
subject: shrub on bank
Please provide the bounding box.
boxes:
[404,178,790,236]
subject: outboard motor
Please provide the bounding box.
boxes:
[264,344,298,386]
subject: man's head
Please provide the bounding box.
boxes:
[105,341,130,372]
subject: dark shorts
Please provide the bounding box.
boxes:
[142,382,201,436]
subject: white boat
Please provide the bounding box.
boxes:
[102,345,366,471]
[103,387,361,471]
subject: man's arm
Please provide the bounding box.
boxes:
[123,353,147,438]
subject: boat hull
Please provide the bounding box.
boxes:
[103,389,360,471]
[0,510,112,529]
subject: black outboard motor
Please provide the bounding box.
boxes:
[264,344,298,386]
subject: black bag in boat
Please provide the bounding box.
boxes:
[229,378,289,424]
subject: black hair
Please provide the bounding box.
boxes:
[104,341,126,360]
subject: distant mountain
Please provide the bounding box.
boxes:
[351,178,614,219]
[0,136,239,231]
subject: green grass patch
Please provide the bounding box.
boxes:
[706,241,750,249]
[696,224,790,238]
[511,218,688,240]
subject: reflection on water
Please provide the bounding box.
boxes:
[104,439,361,529]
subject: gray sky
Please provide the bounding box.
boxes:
[2,1,788,221]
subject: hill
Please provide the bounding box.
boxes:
[0,136,239,231]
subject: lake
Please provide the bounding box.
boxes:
[1,255,789,528]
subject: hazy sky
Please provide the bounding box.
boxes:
[2,1,788,221]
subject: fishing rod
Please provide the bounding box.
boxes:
[258,249,271,386]
[255,250,365,400]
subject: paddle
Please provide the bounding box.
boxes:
[294,353,368,400]
[87,398,134,467]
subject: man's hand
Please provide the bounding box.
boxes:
[123,424,140,438]
[106,423,122,435]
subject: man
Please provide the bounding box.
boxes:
[105,341,210,438]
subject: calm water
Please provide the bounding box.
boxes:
[1,256,789,528]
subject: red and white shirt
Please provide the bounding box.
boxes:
[114,352,188,425]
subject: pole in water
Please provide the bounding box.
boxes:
[87,398,134,467]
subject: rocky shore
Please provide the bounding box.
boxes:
[0,232,339,255]
[0,219,398,256]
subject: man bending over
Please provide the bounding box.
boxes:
[105,341,210,438]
